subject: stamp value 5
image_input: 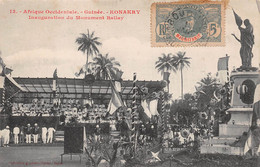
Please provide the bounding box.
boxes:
[151,1,225,47]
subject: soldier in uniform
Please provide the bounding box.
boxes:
[33,123,40,143]
[25,124,32,143]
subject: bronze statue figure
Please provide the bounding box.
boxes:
[232,10,254,68]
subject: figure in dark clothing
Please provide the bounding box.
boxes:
[119,117,129,139]
[139,124,146,144]
[59,111,66,126]
[232,15,254,68]
[19,126,25,143]
[33,123,40,143]
[94,125,101,142]
[25,124,32,143]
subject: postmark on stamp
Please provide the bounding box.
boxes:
[151,1,225,47]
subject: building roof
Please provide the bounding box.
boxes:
[7,77,165,104]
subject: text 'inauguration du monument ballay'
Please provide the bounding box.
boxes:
[9,9,141,21]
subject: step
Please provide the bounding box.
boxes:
[55,131,64,135]
[202,137,237,145]
[55,131,64,142]
[200,144,244,155]
[163,147,186,154]
[110,131,120,136]
[9,143,63,147]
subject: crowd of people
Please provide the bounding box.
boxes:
[0,123,56,147]
[162,124,212,148]
[11,98,138,125]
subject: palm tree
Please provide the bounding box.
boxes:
[91,53,121,80]
[197,73,217,89]
[196,73,219,109]
[155,53,176,76]
[75,30,101,75]
[173,52,191,100]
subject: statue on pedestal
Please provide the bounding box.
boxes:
[232,10,254,69]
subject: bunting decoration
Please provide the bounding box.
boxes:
[132,72,137,126]
[0,76,5,112]
[160,92,166,132]
[83,126,87,153]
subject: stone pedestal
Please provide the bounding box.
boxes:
[219,69,259,137]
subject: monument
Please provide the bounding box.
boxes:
[219,11,258,137]
[201,11,259,155]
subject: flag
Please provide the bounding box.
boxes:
[137,105,151,123]
[149,99,159,115]
[257,0,260,13]
[217,56,229,71]
[114,81,121,92]
[233,9,242,27]
[75,67,84,77]
[107,84,124,114]
[53,69,58,79]
[141,100,152,119]
[110,69,123,81]
[115,70,123,80]
[217,56,229,85]
[3,67,13,75]
[52,69,58,92]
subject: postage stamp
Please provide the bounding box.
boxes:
[151,1,225,47]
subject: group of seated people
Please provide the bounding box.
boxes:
[11,98,138,122]
[63,104,108,124]
[0,123,56,147]
[11,98,93,117]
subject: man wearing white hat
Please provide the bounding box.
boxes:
[3,126,10,147]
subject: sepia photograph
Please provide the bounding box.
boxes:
[0,0,260,166]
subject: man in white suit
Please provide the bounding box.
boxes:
[47,127,55,143]
[3,126,10,147]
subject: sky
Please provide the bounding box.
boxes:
[0,0,259,99]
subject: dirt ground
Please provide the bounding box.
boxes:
[0,146,259,167]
